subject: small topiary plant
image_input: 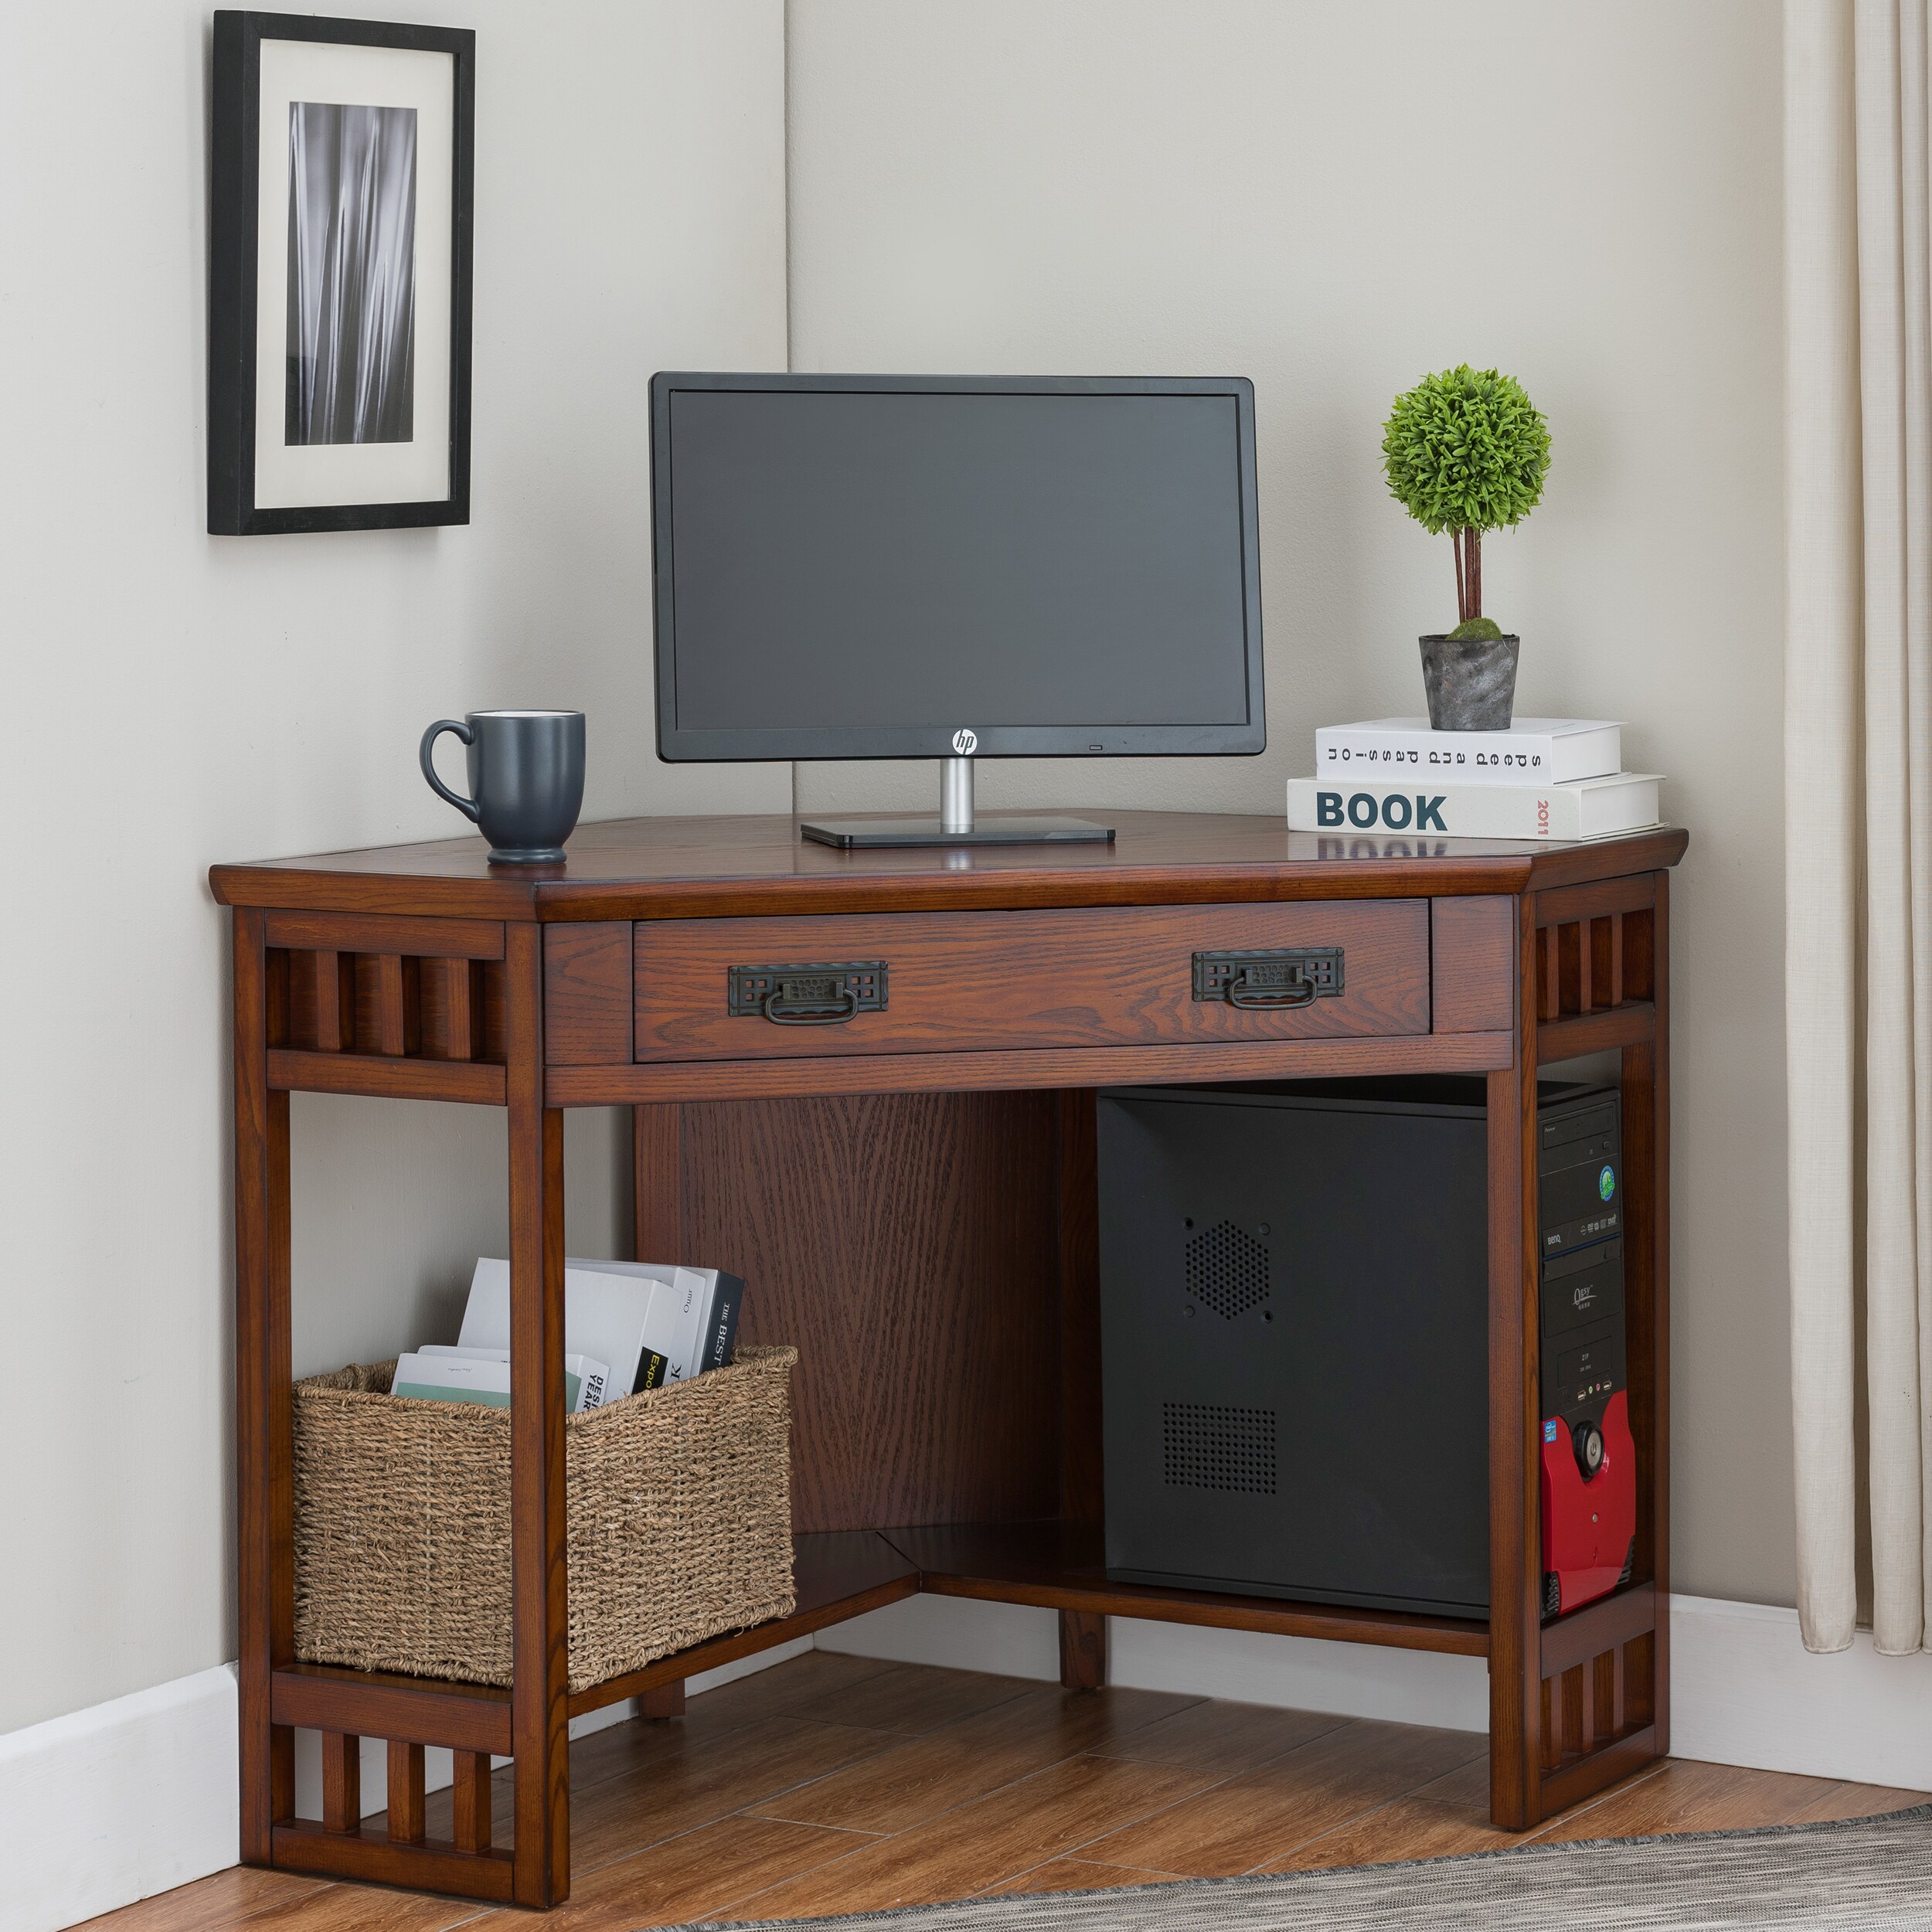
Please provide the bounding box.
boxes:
[1382,365,1550,641]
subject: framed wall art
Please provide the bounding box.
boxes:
[209,12,474,535]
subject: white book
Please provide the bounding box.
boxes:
[548,1257,710,1388]
[417,1344,618,1411]
[1287,773,1662,842]
[460,1257,743,1396]
[460,1257,665,1396]
[393,1349,611,1413]
[577,1263,747,1376]
[1315,717,1621,785]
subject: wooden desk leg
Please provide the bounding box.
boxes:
[1056,1091,1108,1694]
[639,1679,685,1719]
[507,923,569,1907]
[634,1102,683,1261]
[1624,872,1672,1757]
[1487,896,1545,1828]
[234,908,294,1862]
[1058,1611,1107,1691]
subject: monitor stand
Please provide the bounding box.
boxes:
[799,757,1115,849]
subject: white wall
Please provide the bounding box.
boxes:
[787,0,1790,1606]
[0,0,788,1735]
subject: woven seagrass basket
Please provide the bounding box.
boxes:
[291,1345,796,1692]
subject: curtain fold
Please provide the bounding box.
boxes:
[1786,0,1932,1655]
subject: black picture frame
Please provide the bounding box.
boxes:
[209,11,474,535]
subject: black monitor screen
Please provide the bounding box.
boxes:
[651,376,1263,761]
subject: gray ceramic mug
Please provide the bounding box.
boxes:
[420,709,586,863]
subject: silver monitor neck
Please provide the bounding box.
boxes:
[940,756,975,835]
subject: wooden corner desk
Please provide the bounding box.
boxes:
[210,809,1687,1909]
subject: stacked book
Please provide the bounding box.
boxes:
[392,1257,745,1411]
[1287,718,1661,842]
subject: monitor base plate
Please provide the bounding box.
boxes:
[799,815,1116,850]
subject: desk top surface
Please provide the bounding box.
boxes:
[210,811,1689,920]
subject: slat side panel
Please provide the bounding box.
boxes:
[270,1822,515,1899]
[1590,917,1614,1009]
[1534,873,1657,927]
[1556,922,1581,1016]
[321,1732,360,1835]
[1594,1648,1621,1741]
[265,948,290,1047]
[387,1740,427,1845]
[267,1049,506,1105]
[315,952,347,1053]
[420,954,478,1061]
[1621,906,1656,1002]
[1538,1726,1659,1815]
[270,1665,512,1754]
[264,910,505,959]
[479,959,509,1063]
[452,1750,494,1855]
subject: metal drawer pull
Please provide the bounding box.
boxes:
[1229,969,1315,1009]
[1192,947,1345,1009]
[728,961,888,1026]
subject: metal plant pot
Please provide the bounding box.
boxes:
[1420,633,1520,732]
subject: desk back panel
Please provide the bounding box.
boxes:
[658,1091,1063,1532]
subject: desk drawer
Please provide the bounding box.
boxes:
[633,901,1429,1062]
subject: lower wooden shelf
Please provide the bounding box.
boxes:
[277,1517,1509,1743]
[881,1519,1493,1658]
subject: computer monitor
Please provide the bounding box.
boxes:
[648,372,1265,847]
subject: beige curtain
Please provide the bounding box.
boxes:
[1787,0,1932,1655]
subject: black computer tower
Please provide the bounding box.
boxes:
[1097,1076,1622,1619]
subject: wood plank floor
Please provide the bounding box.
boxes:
[82,1652,1929,1932]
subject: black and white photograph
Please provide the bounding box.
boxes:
[208,13,473,534]
[285,100,418,448]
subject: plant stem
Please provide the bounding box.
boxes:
[1470,526,1482,624]
[1452,527,1466,625]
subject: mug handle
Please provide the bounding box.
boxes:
[420,719,481,823]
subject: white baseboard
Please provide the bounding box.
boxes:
[816,1590,1063,1681]
[816,1594,1488,1730]
[0,1639,810,1932]
[0,1664,240,1932]
[820,1592,1932,1786]
[1671,1594,1932,1788]
[16,1599,1930,1932]
[1110,1616,1490,1730]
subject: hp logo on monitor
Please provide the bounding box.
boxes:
[951,728,978,756]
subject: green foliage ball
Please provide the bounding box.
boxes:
[1382,366,1550,536]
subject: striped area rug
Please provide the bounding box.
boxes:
[699,1804,1932,1932]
